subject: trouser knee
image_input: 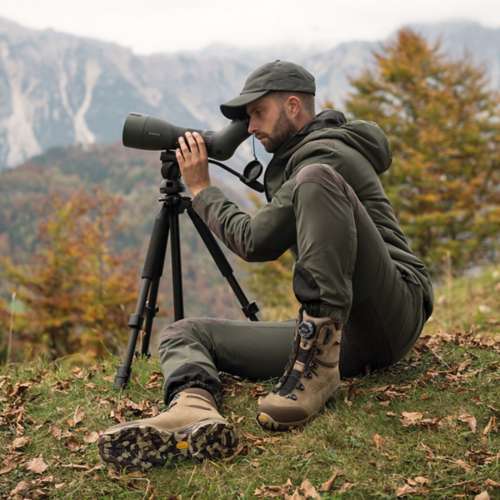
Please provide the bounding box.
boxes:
[158,317,213,356]
[295,163,348,195]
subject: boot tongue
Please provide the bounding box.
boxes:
[277,336,316,396]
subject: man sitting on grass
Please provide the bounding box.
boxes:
[98,60,433,470]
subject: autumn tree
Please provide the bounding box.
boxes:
[346,29,499,273]
[0,189,138,361]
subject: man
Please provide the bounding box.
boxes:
[98,60,433,470]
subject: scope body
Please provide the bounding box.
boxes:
[123,113,249,161]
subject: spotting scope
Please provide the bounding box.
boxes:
[122,113,249,161]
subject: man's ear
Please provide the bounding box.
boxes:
[286,96,301,117]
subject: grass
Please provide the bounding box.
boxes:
[0,266,499,499]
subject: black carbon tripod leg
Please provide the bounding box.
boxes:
[140,277,161,357]
[114,204,170,389]
[187,206,259,321]
[168,209,184,320]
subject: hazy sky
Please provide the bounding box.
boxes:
[1,0,499,54]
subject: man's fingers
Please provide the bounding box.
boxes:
[178,136,191,156]
[185,132,200,154]
[193,132,208,158]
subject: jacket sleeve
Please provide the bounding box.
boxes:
[191,182,296,262]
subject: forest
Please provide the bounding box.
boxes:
[0,29,498,361]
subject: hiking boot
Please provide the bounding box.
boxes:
[98,388,237,470]
[257,312,342,431]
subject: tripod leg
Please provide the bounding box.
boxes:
[169,209,184,320]
[140,277,160,357]
[114,205,170,389]
[187,206,259,321]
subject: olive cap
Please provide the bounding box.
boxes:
[220,60,316,120]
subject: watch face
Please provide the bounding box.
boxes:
[298,320,316,340]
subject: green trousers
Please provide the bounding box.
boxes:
[158,165,428,405]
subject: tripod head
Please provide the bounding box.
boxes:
[159,151,186,196]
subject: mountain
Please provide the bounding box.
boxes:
[0,17,499,168]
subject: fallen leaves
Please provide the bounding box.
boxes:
[395,476,431,497]
[482,416,497,436]
[372,433,385,450]
[67,405,86,427]
[25,456,49,474]
[11,435,31,450]
[318,468,343,492]
[144,371,163,390]
[109,398,161,424]
[458,412,478,433]
[254,473,353,499]
[83,431,100,444]
[399,411,440,428]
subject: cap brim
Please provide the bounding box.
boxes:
[220,90,269,120]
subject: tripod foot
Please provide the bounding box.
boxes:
[113,365,131,389]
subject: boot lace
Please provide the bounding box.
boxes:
[273,318,320,397]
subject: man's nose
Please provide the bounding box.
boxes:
[247,118,256,135]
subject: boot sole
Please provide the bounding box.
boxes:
[98,420,237,470]
[256,411,311,431]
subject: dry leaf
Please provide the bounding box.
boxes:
[319,469,342,492]
[10,480,30,496]
[475,492,490,500]
[145,372,163,389]
[458,413,477,433]
[0,462,17,475]
[71,367,85,379]
[25,456,48,474]
[255,479,294,498]
[83,431,99,444]
[11,436,31,449]
[396,484,418,497]
[454,459,472,472]
[65,437,83,452]
[338,482,354,493]
[400,411,423,426]
[67,406,85,427]
[484,479,500,488]
[50,425,63,440]
[298,479,320,499]
[482,416,496,436]
[372,433,385,450]
[413,476,430,485]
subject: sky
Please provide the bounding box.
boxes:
[0,0,499,54]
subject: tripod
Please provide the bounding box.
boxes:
[114,151,259,389]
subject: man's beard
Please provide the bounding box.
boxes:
[261,110,298,153]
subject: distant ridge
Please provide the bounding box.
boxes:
[0,17,498,168]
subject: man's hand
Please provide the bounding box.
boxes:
[176,132,210,197]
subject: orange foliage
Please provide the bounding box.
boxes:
[347,29,500,273]
[0,189,138,361]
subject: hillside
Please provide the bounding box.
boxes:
[0,266,498,498]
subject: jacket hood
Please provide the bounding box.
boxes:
[274,110,392,174]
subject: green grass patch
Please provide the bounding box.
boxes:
[1,267,499,498]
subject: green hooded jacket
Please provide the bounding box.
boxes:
[193,110,434,318]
